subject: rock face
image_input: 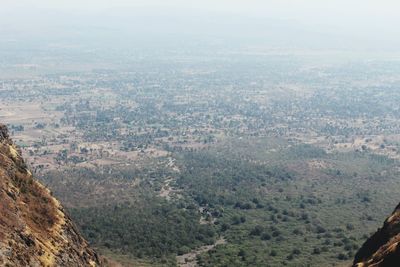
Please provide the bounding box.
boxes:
[353,203,400,267]
[0,124,102,266]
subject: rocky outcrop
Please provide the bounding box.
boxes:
[0,124,102,266]
[353,203,400,267]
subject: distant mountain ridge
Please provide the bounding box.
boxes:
[353,203,400,266]
[0,123,102,266]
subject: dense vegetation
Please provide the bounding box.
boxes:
[59,139,400,266]
[71,198,215,265]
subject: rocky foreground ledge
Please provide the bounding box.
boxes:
[353,203,400,266]
[0,123,103,266]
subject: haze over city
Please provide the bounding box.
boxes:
[2,1,400,267]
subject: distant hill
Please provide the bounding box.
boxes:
[353,203,400,266]
[0,123,102,266]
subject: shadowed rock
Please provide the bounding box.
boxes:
[353,203,400,267]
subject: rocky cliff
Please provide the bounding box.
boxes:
[0,124,102,266]
[353,203,400,266]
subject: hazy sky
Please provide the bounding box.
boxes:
[3,0,400,21]
[2,0,400,52]
[2,0,400,34]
